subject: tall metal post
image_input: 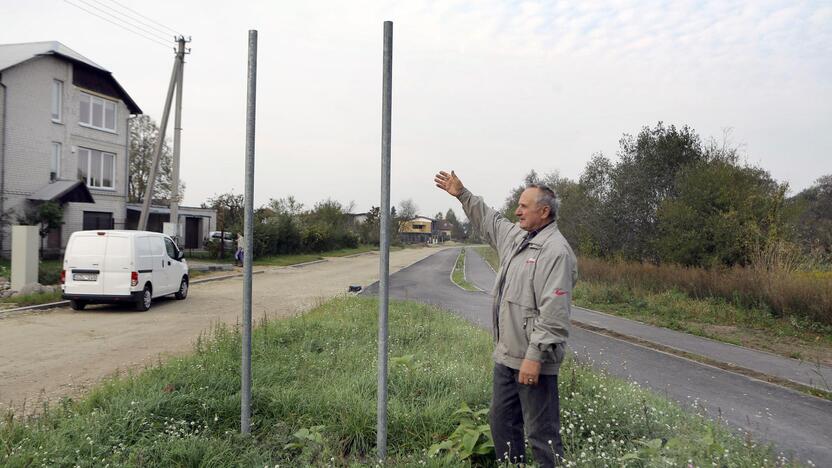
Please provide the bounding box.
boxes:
[241,29,258,435]
[170,36,187,242]
[138,55,180,231]
[377,20,393,461]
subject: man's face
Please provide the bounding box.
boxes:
[515,188,550,231]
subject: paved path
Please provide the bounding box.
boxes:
[365,247,832,466]
[463,247,832,392]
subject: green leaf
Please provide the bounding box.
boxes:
[462,430,479,453]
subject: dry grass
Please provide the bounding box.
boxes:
[579,257,832,327]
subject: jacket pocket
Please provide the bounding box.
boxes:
[500,299,536,359]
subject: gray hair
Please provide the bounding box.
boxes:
[526,183,560,221]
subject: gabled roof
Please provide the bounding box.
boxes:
[0,41,105,73]
[0,41,141,114]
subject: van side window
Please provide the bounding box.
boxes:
[164,238,178,259]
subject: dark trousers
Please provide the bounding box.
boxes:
[490,363,564,467]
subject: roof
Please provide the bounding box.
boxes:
[0,41,105,72]
[28,180,94,204]
[126,203,216,216]
[0,41,141,114]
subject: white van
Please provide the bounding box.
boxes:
[62,230,189,311]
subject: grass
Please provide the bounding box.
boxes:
[579,257,832,327]
[1,290,63,307]
[0,259,63,286]
[451,249,479,291]
[0,297,791,466]
[573,280,832,365]
[473,246,832,365]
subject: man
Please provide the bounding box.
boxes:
[434,170,577,466]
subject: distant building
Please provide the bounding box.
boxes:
[433,219,453,242]
[399,216,433,244]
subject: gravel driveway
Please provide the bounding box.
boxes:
[0,247,444,414]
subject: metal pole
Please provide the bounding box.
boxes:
[170,37,186,242]
[241,29,258,435]
[138,53,180,231]
[377,20,393,461]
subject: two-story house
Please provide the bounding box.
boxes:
[0,41,141,257]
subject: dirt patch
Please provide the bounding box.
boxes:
[0,247,443,415]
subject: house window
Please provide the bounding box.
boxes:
[51,80,63,122]
[51,142,61,181]
[77,147,115,189]
[78,91,117,132]
[83,211,114,230]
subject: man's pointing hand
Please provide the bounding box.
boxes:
[434,170,464,197]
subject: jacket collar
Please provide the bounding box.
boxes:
[525,220,558,247]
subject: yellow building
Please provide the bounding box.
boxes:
[399,216,433,243]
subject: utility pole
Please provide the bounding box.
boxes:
[169,36,188,242]
[241,29,258,435]
[377,20,393,462]
[138,36,190,232]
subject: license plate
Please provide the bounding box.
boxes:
[73,273,97,281]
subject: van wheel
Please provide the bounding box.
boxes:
[70,300,86,311]
[175,277,188,300]
[136,286,152,311]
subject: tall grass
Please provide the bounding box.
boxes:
[579,257,832,326]
[1,297,788,466]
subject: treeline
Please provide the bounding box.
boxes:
[205,194,465,258]
[501,122,831,269]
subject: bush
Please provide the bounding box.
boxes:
[579,256,832,326]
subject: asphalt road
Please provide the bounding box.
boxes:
[363,247,832,466]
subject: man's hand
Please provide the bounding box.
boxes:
[434,170,464,197]
[518,358,541,386]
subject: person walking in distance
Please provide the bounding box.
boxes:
[435,170,577,466]
[235,233,245,267]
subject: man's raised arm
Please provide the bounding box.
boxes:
[434,170,520,255]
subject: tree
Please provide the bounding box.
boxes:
[787,174,832,261]
[656,160,788,267]
[604,122,706,261]
[17,201,63,259]
[128,115,185,204]
[445,208,465,240]
[398,199,418,220]
[207,191,244,258]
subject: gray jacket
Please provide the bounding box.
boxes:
[458,188,577,375]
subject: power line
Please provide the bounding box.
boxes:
[73,0,171,43]
[63,0,171,49]
[104,0,181,37]
[86,0,181,40]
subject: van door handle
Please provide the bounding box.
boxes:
[167,261,171,266]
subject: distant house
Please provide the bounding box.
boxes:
[433,219,453,242]
[0,41,215,256]
[346,212,369,225]
[399,215,434,244]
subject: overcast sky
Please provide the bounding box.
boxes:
[3,0,830,219]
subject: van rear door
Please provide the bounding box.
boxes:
[101,233,131,296]
[64,233,107,296]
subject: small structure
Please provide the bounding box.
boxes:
[125,203,216,249]
[10,225,39,290]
